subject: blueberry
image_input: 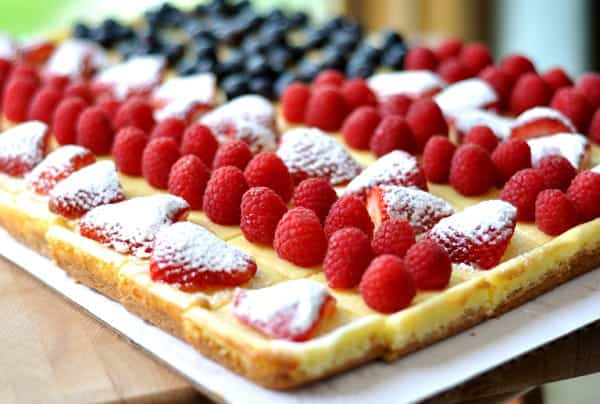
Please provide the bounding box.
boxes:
[382,43,406,69]
[260,24,288,46]
[296,61,320,82]
[177,60,198,76]
[73,22,91,39]
[245,54,273,78]
[346,61,375,78]
[220,52,245,76]
[138,32,162,54]
[249,76,273,98]
[162,43,185,66]
[303,29,327,49]
[268,47,293,72]
[321,47,347,70]
[274,72,299,96]
[222,74,250,99]
[289,11,308,28]
[193,4,208,16]
[195,58,218,74]
[381,30,404,51]
[354,44,382,64]
[242,36,268,55]
[117,40,137,59]
[329,31,359,53]
[265,9,286,23]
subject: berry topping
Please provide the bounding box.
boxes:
[76,106,114,155]
[45,39,108,80]
[0,121,48,177]
[203,166,248,225]
[566,170,600,221]
[491,138,532,184]
[500,54,536,81]
[292,178,338,223]
[588,108,600,144]
[180,123,218,167]
[274,207,327,267]
[97,96,120,119]
[510,106,576,140]
[576,73,600,109]
[241,187,287,245]
[142,137,181,189]
[453,108,513,141]
[535,189,579,236]
[112,127,149,176]
[370,218,415,258]
[459,42,493,75]
[499,168,546,221]
[150,222,256,290]
[167,155,210,210]
[464,125,499,153]
[550,87,593,132]
[314,69,345,88]
[64,82,94,104]
[324,195,374,239]
[281,82,311,123]
[541,68,573,93]
[437,57,470,83]
[2,78,38,122]
[406,98,448,151]
[535,155,577,191]
[426,200,517,269]
[114,98,155,133]
[341,78,377,111]
[152,74,216,121]
[433,78,498,118]
[28,87,61,124]
[367,71,444,100]
[342,106,381,150]
[53,97,88,145]
[379,94,413,117]
[212,140,253,170]
[369,115,414,157]
[404,239,452,290]
[324,227,373,289]
[304,86,347,132]
[509,73,551,115]
[94,55,165,100]
[422,135,457,183]
[478,66,514,109]
[527,133,588,169]
[405,47,438,71]
[449,144,497,196]
[435,38,463,61]
[244,152,294,202]
[150,117,186,143]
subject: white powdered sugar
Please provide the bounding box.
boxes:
[367,71,445,100]
[79,194,189,258]
[153,222,253,274]
[25,145,92,193]
[0,33,17,60]
[379,185,454,234]
[434,78,498,118]
[527,133,588,169]
[0,121,48,176]
[511,107,576,133]
[153,73,217,121]
[592,164,600,174]
[94,55,165,100]
[45,39,108,79]
[453,109,514,140]
[276,127,362,185]
[344,150,423,198]
[232,279,329,338]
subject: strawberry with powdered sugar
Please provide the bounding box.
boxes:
[367,71,445,100]
[45,39,108,80]
[434,78,498,118]
[0,121,48,177]
[93,55,166,100]
[527,133,589,169]
[453,109,514,140]
[232,279,336,342]
[510,107,576,140]
[152,73,217,121]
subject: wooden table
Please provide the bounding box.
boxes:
[1,256,599,403]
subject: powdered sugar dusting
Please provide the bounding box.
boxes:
[453,109,514,140]
[0,121,48,176]
[45,39,108,79]
[153,73,217,121]
[276,127,362,185]
[367,71,445,100]
[26,145,93,193]
[527,133,588,169]
[434,78,498,118]
[95,55,165,100]
[0,33,17,60]
[512,107,576,134]
[592,164,600,174]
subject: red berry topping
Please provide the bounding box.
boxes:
[324,227,373,289]
[150,117,186,143]
[423,135,456,183]
[437,58,469,83]
[53,97,87,145]
[359,254,416,313]
[550,87,593,132]
[313,69,345,88]
[2,78,38,122]
[304,86,347,131]
[342,106,381,150]
[203,166,248,225]
[142,137,181,189]
[167,155,210,210]
[405,47,438,71]
[435,38,463,61]
[499,168,546,221]
[0,122,48,177]
[63,82,94,104]
[114,98,155,132]
[459,42,493,75]
[76,106,114,155]
[274,207,327,267]
[324,195,374,239]
[535,155,577,191]
[449,144,496,196]
[213,140,253,170]
[588,108,600,144]
[112,127,149,176]
[28,87,61,124]
[404,239,451,290]
[341,78,377,111]
[509,73,551,115]
[566,170,600,221]
[379,94,412,117]
[491,139,532,184]
[510,107,576,140]
[500,54,536,81]
[541,68,573,93]
[463,125,498,153]
[240,187,287,245]
[535,189,579,236]
[244,152,294,202]
[369,115,414,157]
[370,218,415,258]
[406,98,448,151]
[292,178,338,223]
[180,123,218,167]
[281,82,311,123]
[576,73,600,109]
[478,66,514,109]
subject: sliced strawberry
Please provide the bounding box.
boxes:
[45,39,108,80]
[232,279,336,342]
[79,194,189,258]
[434,78,498,118]
[367,185,453,234]
[527,133,589,170]
[276,128,362,186]
[426,200,517,269]
[0,121,48,177]
[510,107,576,140]
[366,71,444,100]
[93,55,165,100]
[344,150,427,200]
[150,222,256,290]
[152,73,216,121]
[21,40,56,65]
[26,145,95,194]
[453,109,513,141]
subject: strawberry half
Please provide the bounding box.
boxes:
[79,194,189,258]
[453,109,513,141]
[434,78,498,118]
[527,133,589,169]
[510,107,576,140]
[152,73,216,122]
[232,279,336,342]
[366,71,444,100]
[276,127,362,186]
[26,145,95,194]
[0,121,48,177]
[426,200,517,270]
[45,39,108,80]
[367,185,453,234]
[150,222,256,290]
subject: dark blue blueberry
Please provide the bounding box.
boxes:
[162,43,185,66]
[321,47,347,70]
[245,54,274,78]
[195,58,218,74]
[222,74,250,99]
[220,52,245,76]
[381,30,404,51]
[73,22,91,39]
[242,36,268,55]
[177,60,198,76]
[296,61,321,82]
[346,61,375,78]
[289,11,308,28]
[382,43,406,69]
[274,72,299,96]
[268,47,293,72]
[354,44,382,64]
[303,28,327,49]
[249,76,274,98]
[329,30,359,53]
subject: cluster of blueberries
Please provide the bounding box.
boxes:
[73,0,408,100]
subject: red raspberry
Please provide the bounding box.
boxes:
[63,82,94,104]
[379,94,412,117]
[459,42,493,75]
[500,54,536,81]
[449,144,496,196]
[244,152,294,202]
[324,195,374,239]
[535,155,577,191]
[45,75,70,92]
[550,87,593,132]
[359,254,416,313]
[463,125,498,153]
[168,155,210,210]
[341,78,377,111]
[435,38,463,61]
[406,98,448,151]
[404,239,451,290]
[142,137,181,189]
[541,68,573,93]
[240,187,287,245]
[437,58,469,83]
[588,108,600,144]
[281,82,311,123]
[76,106,114,155]
[535,189,579,236]
[213,140,253,170]
[478,66,514,109]
[96,95,120,119]
[274,207,327,267]
[369,115,414,157]
[114,98,155,132]
[53,97,87,145]
[491,138,532,184]
[423,135,456,183]
[499,168,546,221]
[203,166,248,225]
[576,72,600,109]
[404,47,438,71]
[292,178,338,223]
[324,227,373,289]
[313,69,345,88]
[566,170,600,221]
[2,78,38,122]
[342,106,381,150]
[371,218,415,258]
[151,117,186,143]
[509,73,551,115]
[28,87,61,124]
[10,63,40,86]
[181,123,218,167]
[304,86,347,131]
[112,127,148,176]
